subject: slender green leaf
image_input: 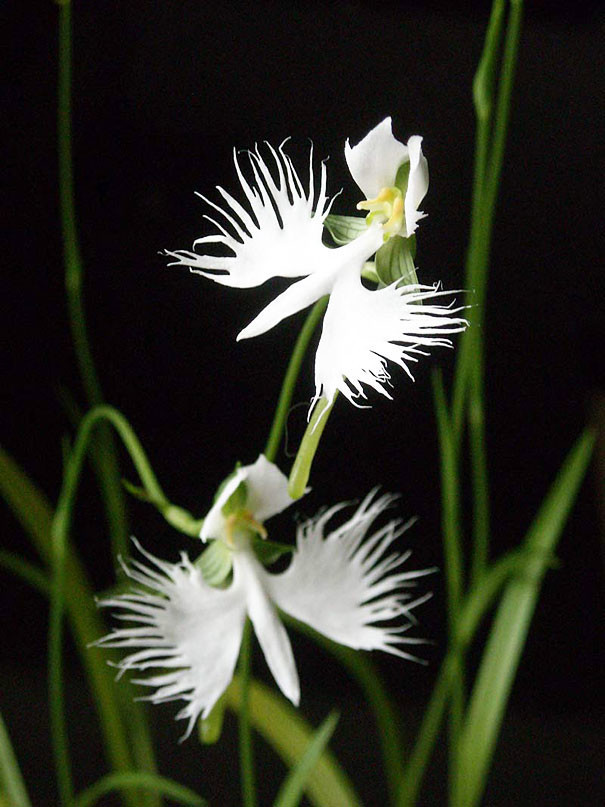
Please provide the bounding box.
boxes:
[454,430,594,807]
[273,712,339,807]
[0,551,49,595]
[73,772,205,807]
[225,677,361,807]
[0,713,32,807]
[285,615,404,806]
[0,446,157,804]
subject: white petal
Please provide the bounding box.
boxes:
[243,454,294,522]
[345,117,410,199]
[237,271,335,341]
[165,143,333,289]
[200,455,294,541]
[314,271,468,407]
[95,540,247,740]
[404,136,429,237]
[200,470,244,542]
[266,491,430,659]
[234,549,300,705]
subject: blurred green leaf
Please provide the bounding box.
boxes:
[454,429,594,807]
[225,677,361,807]
[0,713,32,807]
[273,711,339,807]
[73,772,205,807]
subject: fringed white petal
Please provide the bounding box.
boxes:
[314,270,468,407]
[345,117,410,200]
[404,136,429,237]
[235,550,300,705]
[95,539,247,740]
[165,143,334,289]
[201,454,293,542]
[265,490,432,660]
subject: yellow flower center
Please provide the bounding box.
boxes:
[357,186,405,240]
[224,510,267,548]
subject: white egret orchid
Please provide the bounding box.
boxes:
[97,455,431,739]
[166,118,466,410]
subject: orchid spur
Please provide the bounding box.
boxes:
[166,118,467,410]
[96,455,431,739]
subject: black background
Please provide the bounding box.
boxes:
[3,1,604,804]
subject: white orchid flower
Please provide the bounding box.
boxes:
[166,117,466,410]
[97,455,431,740]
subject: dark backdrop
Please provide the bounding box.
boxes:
[3,1,604,805]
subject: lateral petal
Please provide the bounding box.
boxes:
[345,117,410,200]
[314,271,467,407]
[404,136,429,237]
[165,144,332,289]
[266,491,431,659]
[96,540,247,740]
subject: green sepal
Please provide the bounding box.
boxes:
[324,214,367,245]
[198,540,233,586]
[198,693,227,745]
[252,537,294,567]
[394,159,411,199]
[375,235,420,293]
[221,480,247,517]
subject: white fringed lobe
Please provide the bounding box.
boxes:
[96,490,432,740]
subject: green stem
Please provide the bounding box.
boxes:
[468,339,490,586]
[264,298,328,463]
[431,370,465,783]
[397,550,530,806]
[49,405,198,807]
[58,0,129,558]
[288,397,335,499]
[0,445,156,807]
[238,620,257,807]
[451,0,507,440]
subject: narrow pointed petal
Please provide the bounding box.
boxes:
[234,550,300,705]
[266,491,430,657]
[404,136,429,237]
[96,542,247,739]
[314,271,467,407]
[345,117,410,199]
[165,144,333,289]
[237,222,383,341]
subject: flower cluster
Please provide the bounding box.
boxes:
[166,117,466,410]
[98,118,464,739]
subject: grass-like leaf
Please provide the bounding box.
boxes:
[273,712,339,807]
[0,712,32,807]
[73,772,205,807]
[225,677,361,807]
[453,429,594,806]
